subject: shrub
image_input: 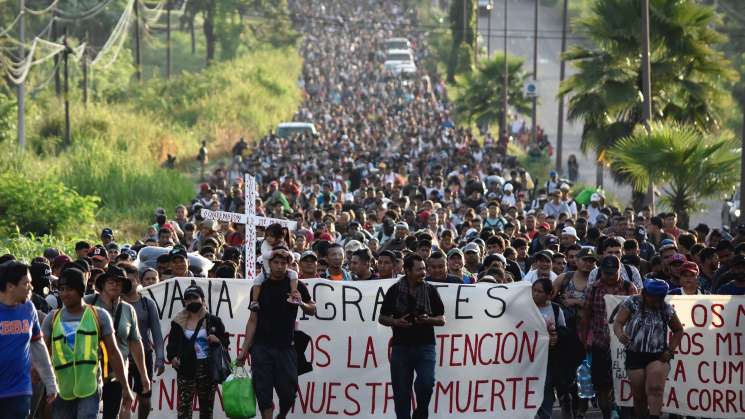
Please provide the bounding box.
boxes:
[0,174,99,237]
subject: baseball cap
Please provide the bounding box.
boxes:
[52,255,71,270]
[545,235,558,246]
[395,221,409,230]
[670,253,686,265]
[577,247,598,260]
[30,262,52,295]
[561,226,578,239]
[596,214,609,223]
[184,284,205,299]
[635,226,647,240]
[299,250,318,261]
[101,228,114,239]
[643,278,669,297]
[559,183,570,191]
[503,183,514,192]
[534,250,553,261]
[100,265,127,282]
[590,193,601,202]
[538,222,551,231]
[169,246,188,260]
[447,248,464,259]
[463,242,481,254]
[88,246,108,261]
[680,261,699,275]
[599,255,620,273]
[659,239,677,252]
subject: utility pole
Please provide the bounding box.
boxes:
[641,0,654,213]
[486,4,491,56]
[500,0,508,142]
[556,0,568,176]
[83,32,89,106]
[530,0,538,145]
[53,10,61,97]
[17,0,25,148]
[63,30,71,147]
[166,0,172,79]
[134,0,142,82]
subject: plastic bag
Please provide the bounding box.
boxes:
[222,363,256,418]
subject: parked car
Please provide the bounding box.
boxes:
[384,37,411,51]
[276,122,318,138]
[722,190,741,229]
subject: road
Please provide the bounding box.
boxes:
[474,0,721,228]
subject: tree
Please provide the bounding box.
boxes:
[559,0,737,173]
[446,0,475,83]
[452,53,530,132]
[607,122,739,228]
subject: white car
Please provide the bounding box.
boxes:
[722,190,741,229]
[384,49,416,75]
[384,37,411,51]
[276,122,317,138]
[478,0,493,12]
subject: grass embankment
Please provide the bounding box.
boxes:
[1,44,303,260]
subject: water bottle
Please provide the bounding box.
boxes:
[576,355,595,399]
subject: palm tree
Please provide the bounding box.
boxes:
[559,0,737,183]
[607,122,739,228]
[452,53,531,133]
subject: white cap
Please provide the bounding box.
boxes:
[503,183,514,192]
[561,226,579,239]
[560,183,570,191]
[590,193,601,202]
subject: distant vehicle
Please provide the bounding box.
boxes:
[276,122,317,138]
[478,0,493,12]
[722,190,741,229]
[384,49,416,75]
[384,37,411,51]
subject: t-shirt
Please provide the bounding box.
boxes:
[41,305,114,389]
[84,295,141,361]
[380,282,445,346]
[254,277,312,348]
[184,328,209,359]
[0,301,41,398]
[716,281,745,296]
[538,303,566,329]
[622,295,675,353]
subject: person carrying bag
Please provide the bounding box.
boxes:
[222,362,257,419]
[166,284,228,419]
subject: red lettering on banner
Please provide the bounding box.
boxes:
[366,382,381,413]
[455,380,473,412]
[464,334,478,366]
[296,382,312,412]
[676,331,704,356]
[711,304,725,328]
[673,360,686,382]
[737,305,745,327]
[326,382,340,414]
[364,337,378,368]
[716,332,744,357]
[666,387,679,409]
[343,383,361,415]
[490,379,505,410]
[619,379,631,401]
[524,377,538,408]
[691,304,708,327]
[434,381,453,413]
[478,334,493,364]
[473,379,488,412]
[450,334,463,366]
[310,334,331,367]
[346,337,360,368]
[383,382,394,413]
[159,378,175,410]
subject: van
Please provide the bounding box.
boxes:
[276,122,318,138]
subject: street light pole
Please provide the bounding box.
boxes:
[530,0,538,145]
[17,0,25,148]
[641,0,655,213]
[556,0,568,176]
[487,5,491,56]
[500,0,508,142]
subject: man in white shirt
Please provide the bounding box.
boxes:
[523,250,558,283]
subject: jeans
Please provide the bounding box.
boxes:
[52,389,101,419]
[390,344,436,419]
[0,395,31,419]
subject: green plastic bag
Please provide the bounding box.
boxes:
[222,363,256,418]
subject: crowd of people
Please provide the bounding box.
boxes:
[2,0,745,419]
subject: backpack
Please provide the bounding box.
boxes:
[92,295,123,381]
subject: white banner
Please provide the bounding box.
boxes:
[200,208,298,230]
[606,294,745,418]
[136,278,549,418]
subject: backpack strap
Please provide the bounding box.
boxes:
[623,264,634,283]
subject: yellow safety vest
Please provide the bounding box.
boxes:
[51,305,101,400]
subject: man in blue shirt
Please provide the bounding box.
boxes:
[715,255,745,295]
[0,260,57,419]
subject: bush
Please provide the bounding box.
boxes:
[0,174,99,237]
[0,233,79,263]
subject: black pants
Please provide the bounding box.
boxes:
[251,344,298,415]
[102,380,123,419]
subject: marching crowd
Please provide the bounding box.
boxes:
[2,0,745,419]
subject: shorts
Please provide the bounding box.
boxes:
[129,350,154,396]
[590,347,613,390]
[625,351,665,370]
[250,344,298,412]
